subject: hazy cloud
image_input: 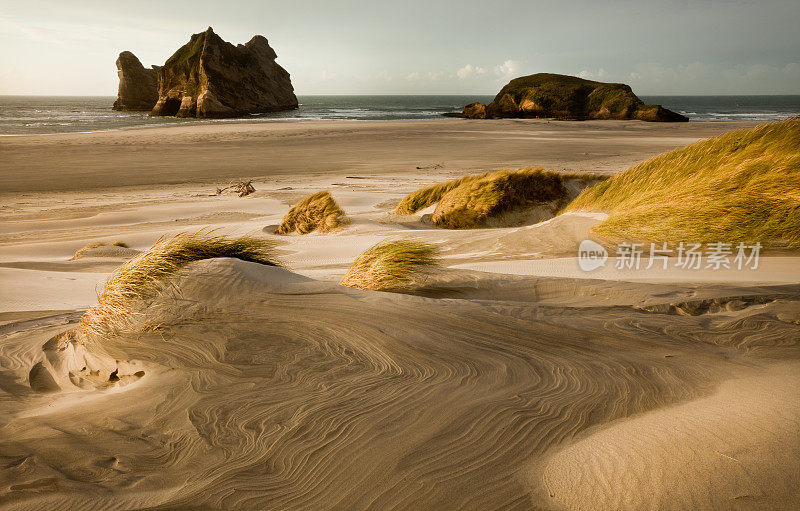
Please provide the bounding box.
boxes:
[457,64,486,79]
[494,60,519,78]
[577,68,609,80]
[0,0,798,95]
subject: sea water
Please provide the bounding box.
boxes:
[0,95,797,136]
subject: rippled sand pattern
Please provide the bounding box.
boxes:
[1,259,798,509]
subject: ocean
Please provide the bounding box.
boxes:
[0,95,798,136]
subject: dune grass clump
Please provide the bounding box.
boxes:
[340,240,440,291]
[275,191,349,234]
[565,117,800,247]
[70,241,130,260]
[394,174,487,215]
[76,231,280,339]
[396,167,606,229]
[431,167,570,229]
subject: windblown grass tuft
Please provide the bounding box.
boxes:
[432,168,569,228]
[565,117,800,247]
[394,174,487,215]
[76,231,280,339]
[340,239,440,291]
[275,191,349,234]
[395,168,606,228]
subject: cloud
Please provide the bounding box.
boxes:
[493,60,519,78]
[376,70,392,81]
[405,71,446,81]
[456,64,486,79]
[321,70,336,81]
[577,68,609,80]
[781,62,799,75]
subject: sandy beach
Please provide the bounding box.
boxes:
[1,119,798,509]
[0,119,749,193]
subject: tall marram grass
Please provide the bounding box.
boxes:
[565,117,800,247]
[275,191,349,234]
[431,168,570,228]
[395,168,606,228]
[76,231,280,340]
[340,239,440,291]
[394,174,488,215]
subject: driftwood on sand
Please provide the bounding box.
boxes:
[214,180,256,197]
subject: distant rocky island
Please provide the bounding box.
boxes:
[112,52,159,111]
[113,27,297,118]
[451,73,688,122]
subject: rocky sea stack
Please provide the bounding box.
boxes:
[112,52,159,111]
[458,73,688,122]
[113,27,297,118]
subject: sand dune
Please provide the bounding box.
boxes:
[1,120,797,509]
[1,258,798,509]
[535,363,800,510]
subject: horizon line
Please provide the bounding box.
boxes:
[2,93,800,98]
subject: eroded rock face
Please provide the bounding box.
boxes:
[150,27,298,118]
[112,51,159,111]
[468,73,688,122]
[462,102,487,119]
[493,94,520,118]
[633,104,691,122]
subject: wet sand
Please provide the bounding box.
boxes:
[0,118,752,193]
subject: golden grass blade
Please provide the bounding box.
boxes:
[76,231,281,339]
[564,117,800,247]
[340,239,440,291]
[394,174,488,215]
[275,191,349,234]
[395,168,607,228]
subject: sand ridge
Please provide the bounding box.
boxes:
[1,120,797,509]
[534,362,800,510]
[1,259,798,509]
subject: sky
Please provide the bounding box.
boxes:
[0,0,798,96]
